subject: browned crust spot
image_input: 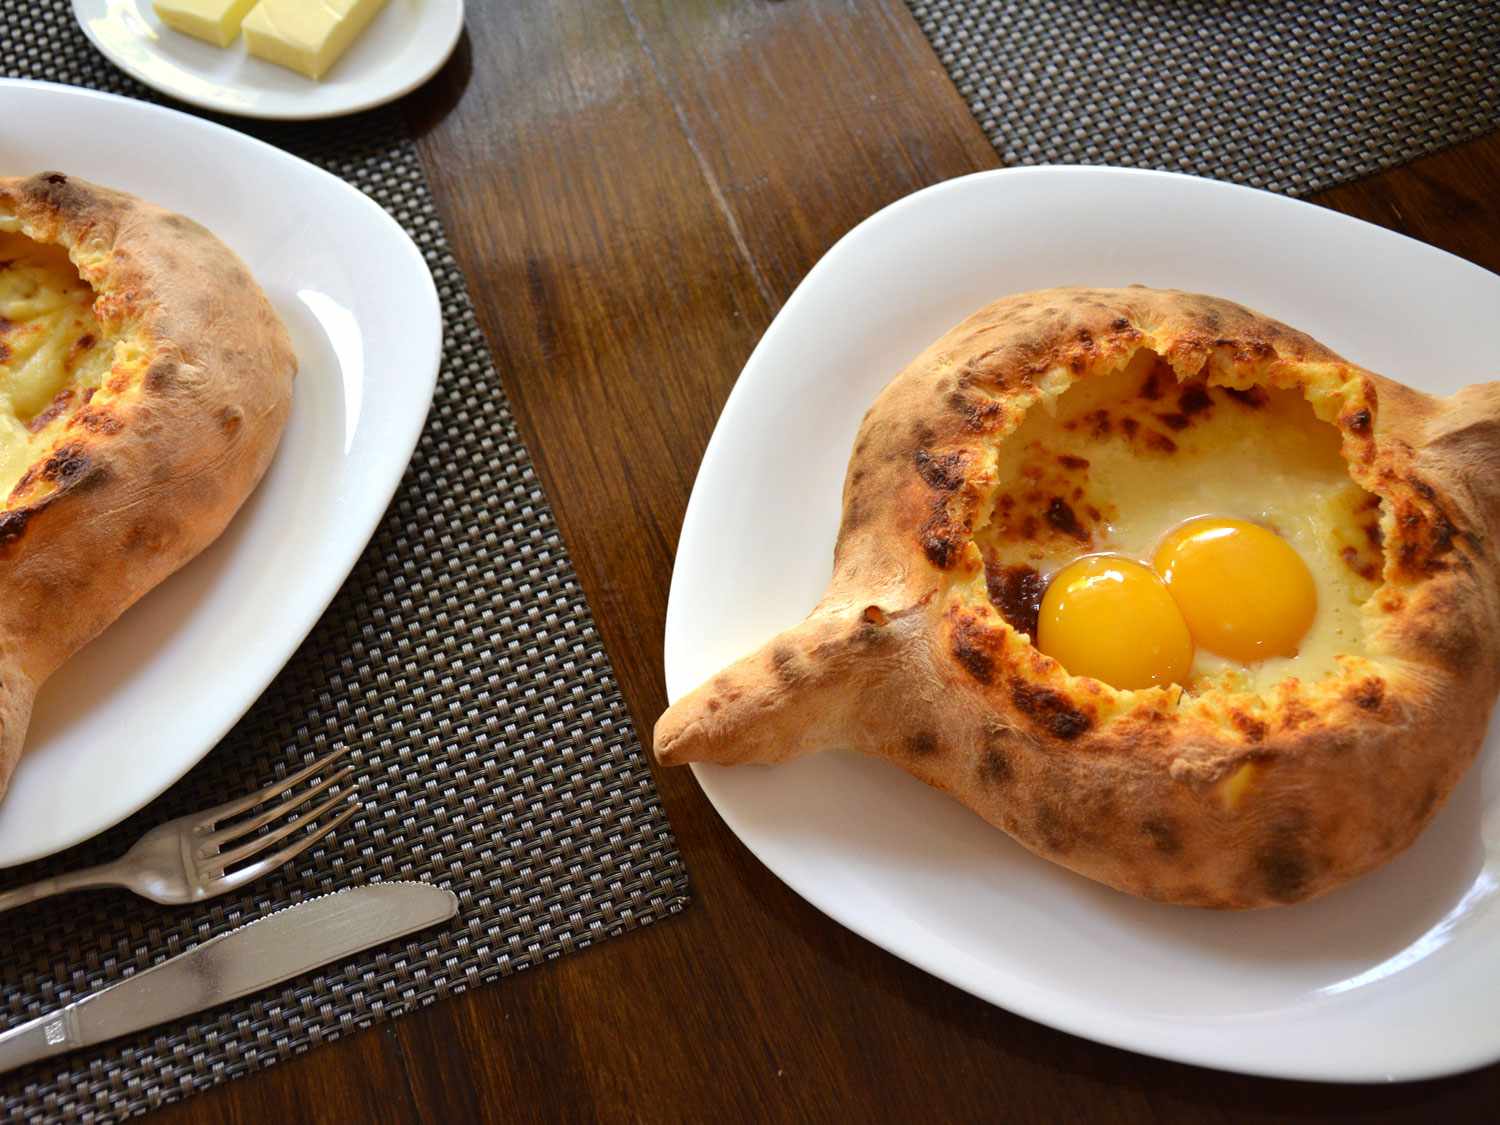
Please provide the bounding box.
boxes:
[770,644,802,686]
[1142,817,1181,856]
[977,745,1013,786]
[920,514,962,569]
[1277,699,1316,731]
[0,508,31,548]
[984,562,1044,637]
[145,358,175,393]
[1045,497,1087,540]
[26,388,74,433]
[1143,429,1178,454]
[1256,814,1314,903]
[951,615,997,685]
[1178,384,1212,415]
[70,407,124,435]
[1009,680,1091,740]
[1034,802,1069,853]
[40,444,95,486]
[1392,490,1464,579]
[906,732,940,757]
[948,393,1005,433]
[1349,676,1386,712]
[1223,386,1269,409]
[1229,711,1267,742]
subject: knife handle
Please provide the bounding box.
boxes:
[0,1006,81,1075]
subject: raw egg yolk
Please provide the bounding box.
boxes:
[1153,517,1317,662]
[1036,556,1194,690]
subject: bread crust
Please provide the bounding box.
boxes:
[654,286,1500,908]
[0,172,295,797]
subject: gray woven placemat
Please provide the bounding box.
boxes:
[908,0,1500,194]
[0,3,690,1120]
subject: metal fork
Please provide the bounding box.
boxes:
[0,746,359,914]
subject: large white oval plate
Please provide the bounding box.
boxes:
[665,166,1500,1082]
[0,79,440,867]
[73,0,464,121]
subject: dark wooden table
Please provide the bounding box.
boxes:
[161,2,1500,1120]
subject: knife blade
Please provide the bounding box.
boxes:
[0,881,458,1074]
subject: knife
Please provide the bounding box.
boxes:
[0,881,458,1074]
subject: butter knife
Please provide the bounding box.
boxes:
[0,881,458,1074]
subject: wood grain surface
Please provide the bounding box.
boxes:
[159,1,1500,1120]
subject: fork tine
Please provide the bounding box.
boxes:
[199,765,355,851]
[211,802,360,893]
[203,790,356,873]
[194,745,353,828]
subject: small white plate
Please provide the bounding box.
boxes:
[73,0,464,120]
[664,166,1500,1082]
[0,79,441,866]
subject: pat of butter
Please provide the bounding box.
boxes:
[153,0,258,48]
[242,0,390,81]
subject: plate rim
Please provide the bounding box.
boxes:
[665,163,1500,1083]
[70,0,466,122]
[0,77,442,866]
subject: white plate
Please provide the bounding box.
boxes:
[73,0,464,120]
[664,166,1500,1082]
[0,79,440,867]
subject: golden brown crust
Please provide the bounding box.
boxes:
[653,286,1500,908]
[0,172,295,797]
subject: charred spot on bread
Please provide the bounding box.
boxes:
[977,743,1014,786]
[1010,680,1091,740]
[1349,677,1386,712]
[1141,817,1182,856]
[770,644,804,686]
[952,630,996,686]
[1033,801,1069,853]
[1256,815,1314,904]
[1223,386,1269,409]
[1045,497,1087,540]
[906,731,941,757]
[920,517,962,568]
[1178,383,1212,416]
[1142,429,1178,454]
[985,561,1045,637]
[72,407,124,435]
[1229,711,1268,743]
[0,508,30,548]
[40,443,93,485]
[914,447,966,492]
[26,389,74,433]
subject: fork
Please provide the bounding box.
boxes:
[0,746,359,914]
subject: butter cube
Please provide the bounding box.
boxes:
[154,0,258,48]
[242,0,390,81]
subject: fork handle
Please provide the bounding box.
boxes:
[0,862,128,914]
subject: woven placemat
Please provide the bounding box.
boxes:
[0,3,690,1121]
[907,0,1500,194]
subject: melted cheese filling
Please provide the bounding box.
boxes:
[974,350,1380,694]
[0,230,110,499]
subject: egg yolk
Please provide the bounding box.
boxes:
[1153,517,1317,662]
[1036,556,1195,690]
